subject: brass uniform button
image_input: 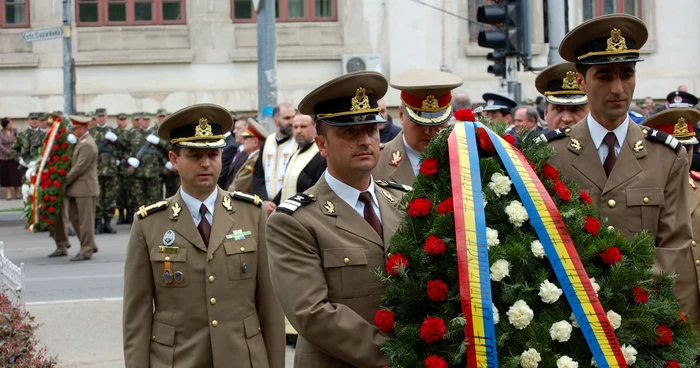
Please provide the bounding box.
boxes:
[565,128,571,133]
[211,320,218,327]
[208,275,215,283]
[642,129,648,135]
[240,246,245,252]
[210,298,217,305]
[696,260,700,267]
[387,252,392,258]
[643,197,649,204]
[164,256,170,261]
[607,199,616,208]
[151,335,156,341]
[343,257,350,265]
[693,241,697,247]
[208,254,214,261]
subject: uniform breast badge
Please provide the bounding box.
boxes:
[159,230,179,254]
[163,259,173,284]
[174,271,185,283]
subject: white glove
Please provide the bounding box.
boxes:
[146,134,160,145]
[105,131,117,142]
[18,157,28,168]
[67,133,77,144]
[116,159,120,167]
[165,162,174,171]
[127,157,140,168]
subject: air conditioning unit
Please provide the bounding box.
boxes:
[342,54,382,74]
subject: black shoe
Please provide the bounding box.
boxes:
[48,250,68,257]
[70,254,91,261]
[95,218,103,235]
[126,212,133,225]
[103,218,117,234]
[116,211,127,225]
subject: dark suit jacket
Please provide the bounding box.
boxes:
[217,134,240,188]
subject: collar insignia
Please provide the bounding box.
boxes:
[633,140,644,153]
[390,150,402,166]
[222,195,233,212]
[171,202,182,219]
[382,189,396,203]
[569,138,582,151]
[323,200,335,214]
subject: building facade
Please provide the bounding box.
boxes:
[0,0,697,119]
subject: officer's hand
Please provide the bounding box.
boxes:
[263,201,276,216]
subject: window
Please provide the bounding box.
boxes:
[583,0,642,20]
[232,0,336,23]
[0,0,30,28]
[76,0,185,26]
[467,0,494,42]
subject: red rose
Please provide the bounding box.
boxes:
[55,117,61,123]
[60,127,67,134]
[476,128,494,151]
[666,361,681,368]
[408,198,432,217]
[436,197,453,214]
[631,286,649,304]
[386,253,409,276]
[424,355,448,368]
[48,206,56,214]
[426,280,449,302]
[52,155,59,162]
[420,157,439,176]
[453,108,475,122]
[62,155,69,162]
[53,180,61,188]
[55,134,60,140]
[43,195,49,201]
[419,316,447,344]
[40,214,46,220]
[677,310,686,323]
[656,324,673,346]
[579,190,592,205]
[542,163,559,181]
[374,309,395,334]
[49,166,56,174]
[502,134,516,145]
[59,169,66,176]
[41,172,49,181]
[41,181,50,190]
[31,175,37,184]
[583,216,600,236]
[599,247,622,266]
[553,180,571,201]
[424,236,446,255]
[61,142,68,149]
[47,219,54,225]
[51,145,58,152]
[50,196,56,201]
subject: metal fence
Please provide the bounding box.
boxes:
[0,241,26,307]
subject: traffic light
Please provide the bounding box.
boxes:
[486,51,506,78]
[476,0,523,77]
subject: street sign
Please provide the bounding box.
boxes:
[22,27,64,43]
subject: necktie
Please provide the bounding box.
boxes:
[197,204,211,248]
[358,192,383,240]
[603,132,618,177]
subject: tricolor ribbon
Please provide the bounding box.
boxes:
[30,121,60,230]
[476,122,627,367]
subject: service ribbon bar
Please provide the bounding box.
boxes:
[477,122,627,368]
[448,123,498,367]
[30,121,61,231]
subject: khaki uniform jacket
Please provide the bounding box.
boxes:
[266,176,402,368]
[228,151,259,194]
[65,133,99,198]
[123,189,285,368]
[547,119,700,320]
[372,133,415,186]
[686,175,700,336]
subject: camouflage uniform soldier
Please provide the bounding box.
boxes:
[114,113,131,224]
[12,113,45,176]
[155,108,180,197]
[125,113,165,216]
[89,108,119,234]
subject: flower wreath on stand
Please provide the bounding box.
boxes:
[375,109,698,367]
[23,116,73,233]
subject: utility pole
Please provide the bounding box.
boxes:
[256,0,277,133]
[62,0,74,115]
[546,0,566,65]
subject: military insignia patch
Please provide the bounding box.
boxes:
[222,195,233,212]
[644,128,681,152]
[137,200,169,219]
[230,191,263,208]
[633,140,644,153]
[569,138,583,151]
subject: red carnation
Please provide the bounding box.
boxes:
[55,117,61,123]
[542,163,559,181]
[386,253,409,276]
[50,195,56,201]
[553,180,571,201]
[599,247,622,266]
[436,197,453,214]
[424,236,446,255]
[62,155,69,162]
[419,316,447,344]
[31,175,37,184]
[453,108,475,122]
[49,166,56,174]
[47,219,54,225]
[51,145,58,152]
[583,216,600,236]
[52,155,59,162]
[677,310,686,323]
[40,214,46,220]
[656,324,673,346]
[579,190,592,205]
[424,356,448,368]
[476,128,495,151]
[61,142,68,149]
[48,206,56,214]
[426,280,449,302]
[420,157,439,176]
[408,198,432,217]
[374,309,395,334]
[60,127,67,134]
[502,134,516,145]
[631,286,649,304]
[43,195,49,202]
[41,172,49,181]
[55,134,60,140]
[41,181,50,190]
[53,180,61,188]
[666,361,681,368]
[40,204,45,210]
[59,169,66,176]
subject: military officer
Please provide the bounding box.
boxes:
[535,62,590,130]
[544,14,699,319]
[227,118,268,193]
[481,93,517,126]
[123,103,285,368]
[90,108,119,234]
[642,107,700,337]
[49,115,99,260]
[114,113,131,224]
[373,69,463,186]
[267,72,408,368]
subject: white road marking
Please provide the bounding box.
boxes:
[26,273,123,282]
[27,297,123,306]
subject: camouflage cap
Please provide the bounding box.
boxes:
[117,113,128,119]
[156,108,167,117]
[95,108,107,116]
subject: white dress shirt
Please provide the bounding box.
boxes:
[587,113,629,164]
[180,187,218,226]
[403,135,421,176]
[324,170,382,223]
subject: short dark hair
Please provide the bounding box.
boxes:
[315,118,326,137]
[1,118,9,128]
[172,145,182,155]
[575,63,592,78]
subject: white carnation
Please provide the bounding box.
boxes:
[590,277,600,294]
[488,172,512,197]
[550,320,573,342]
[556,355,578,368]
[490,259,510,282]
[539,280,563,304]
[606,310,621,330]
[21,184,30,202]
[486,227,500,248]
[621,344,637,365]
[569,312,579,328]
[507,300,534,330]
[520,348,541,368]
[493,303,500,324]
[505,200,529,227]
[531,240,546,258]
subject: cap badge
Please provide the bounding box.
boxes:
[674,117,689,135]
[422,95,440,112]
[486,100,495,106]
[351,87,371,111]
[606,28,628,52]
[562,71,578,90]
[195,117,213,137]
[674,95,683,103]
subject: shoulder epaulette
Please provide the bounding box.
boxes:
[691,170,700,181]
[380,143,386,150]
[277,193,315,215]
[541,128,569,143]
[643,128,682,152]
[375,179,412,192]
[137,200,169,219]
[230,191,263,208]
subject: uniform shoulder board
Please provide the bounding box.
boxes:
[137,200,169,219]
[691,170,700,181]
[375,179,412,192]
[541,128,569,143]
[380,143,386,150]
[277,193,315,215]
[643,128,682,152]
[230,191,263,207]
